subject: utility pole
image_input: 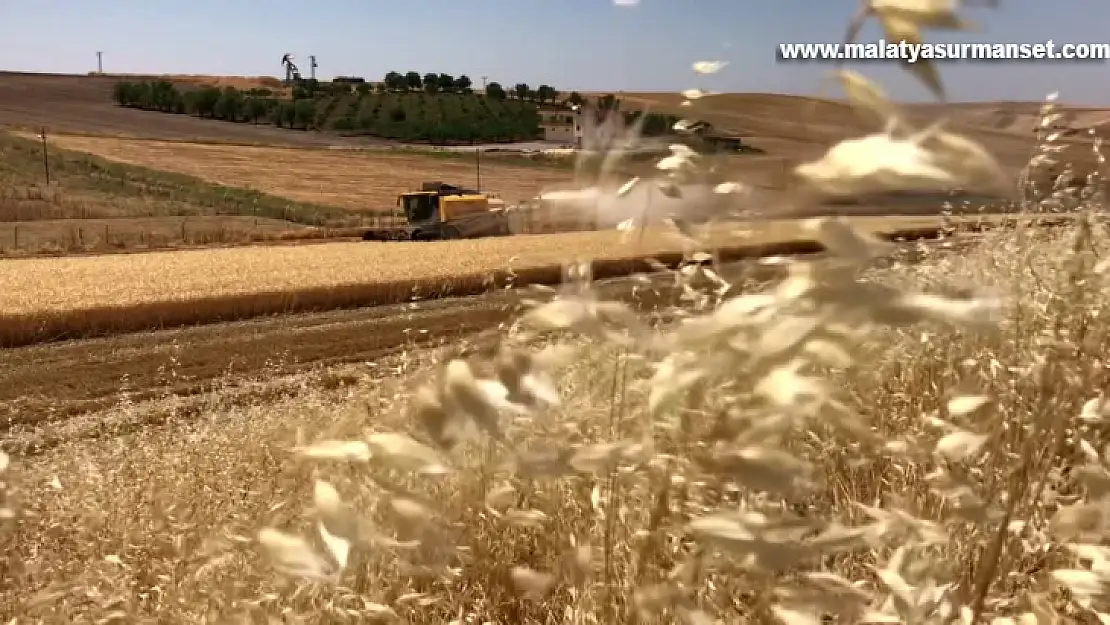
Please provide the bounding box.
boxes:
[475,148,481,191]
[481,76,488,90]
[96,51,103,74]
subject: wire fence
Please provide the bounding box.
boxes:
[0,199,604,256]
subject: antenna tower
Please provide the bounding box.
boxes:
[309,55,317,80]
[96,51,103,74]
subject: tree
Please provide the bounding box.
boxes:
[637,112,678,136]
[112,81,140,107]
[190,86,222,118]
[486,82,507,100]
[107,77,550,144]
[331,114,356,131]
[293,99,315,129]
[566,91,585,106]
[423,73,440,94]
[383,71,405,91]
[148,80,181,112]
[437,73,455,92]
[535,84,555,103]
[244,97,270,124]
[513,83,530,100]
[214,86,245,121]
[271,101,295,128]
[597,93,620,111]
[326,81,351,97]
[404,71,422,91]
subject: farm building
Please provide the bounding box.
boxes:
[538,105,583,145]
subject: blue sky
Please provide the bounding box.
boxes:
[3,0,1109,103]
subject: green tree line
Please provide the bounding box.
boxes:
[111,79,542,143]
[111,73,685,143]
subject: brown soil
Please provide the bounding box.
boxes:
[0,298,515,438]
[0,72,366,147]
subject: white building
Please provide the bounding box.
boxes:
[538,106,583,146]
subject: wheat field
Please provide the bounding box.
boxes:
[0,218,965,315]
[5,217,1107,622]
[7,2,1110,624]
[0,216,974,346]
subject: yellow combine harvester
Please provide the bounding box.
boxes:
[362,181,512,241]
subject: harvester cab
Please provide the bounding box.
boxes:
[396,181,478,225]
[363,181,511,241]
[398,191,440,225]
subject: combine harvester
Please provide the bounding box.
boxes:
[362,181,512,241]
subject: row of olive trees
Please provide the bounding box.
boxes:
[112,80,307,126]
[378,71,574,105]
[111,80,543,142]
[381,71,473,94]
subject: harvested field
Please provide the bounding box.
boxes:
[611,91,1106,175]
[27,134,575,212]
[0,131,361,255]
[0,216,991,346]
[0,216,299,255]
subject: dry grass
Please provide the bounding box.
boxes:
[8,5,1110,624]
[25,134,576,212]
[0,131,359,255]
[3,218,1106,622]
[0,216,974,346]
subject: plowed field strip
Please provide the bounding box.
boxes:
[0,298,515,432]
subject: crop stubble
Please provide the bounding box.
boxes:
[27,134,575,212]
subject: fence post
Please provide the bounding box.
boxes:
[40,127,51,186]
